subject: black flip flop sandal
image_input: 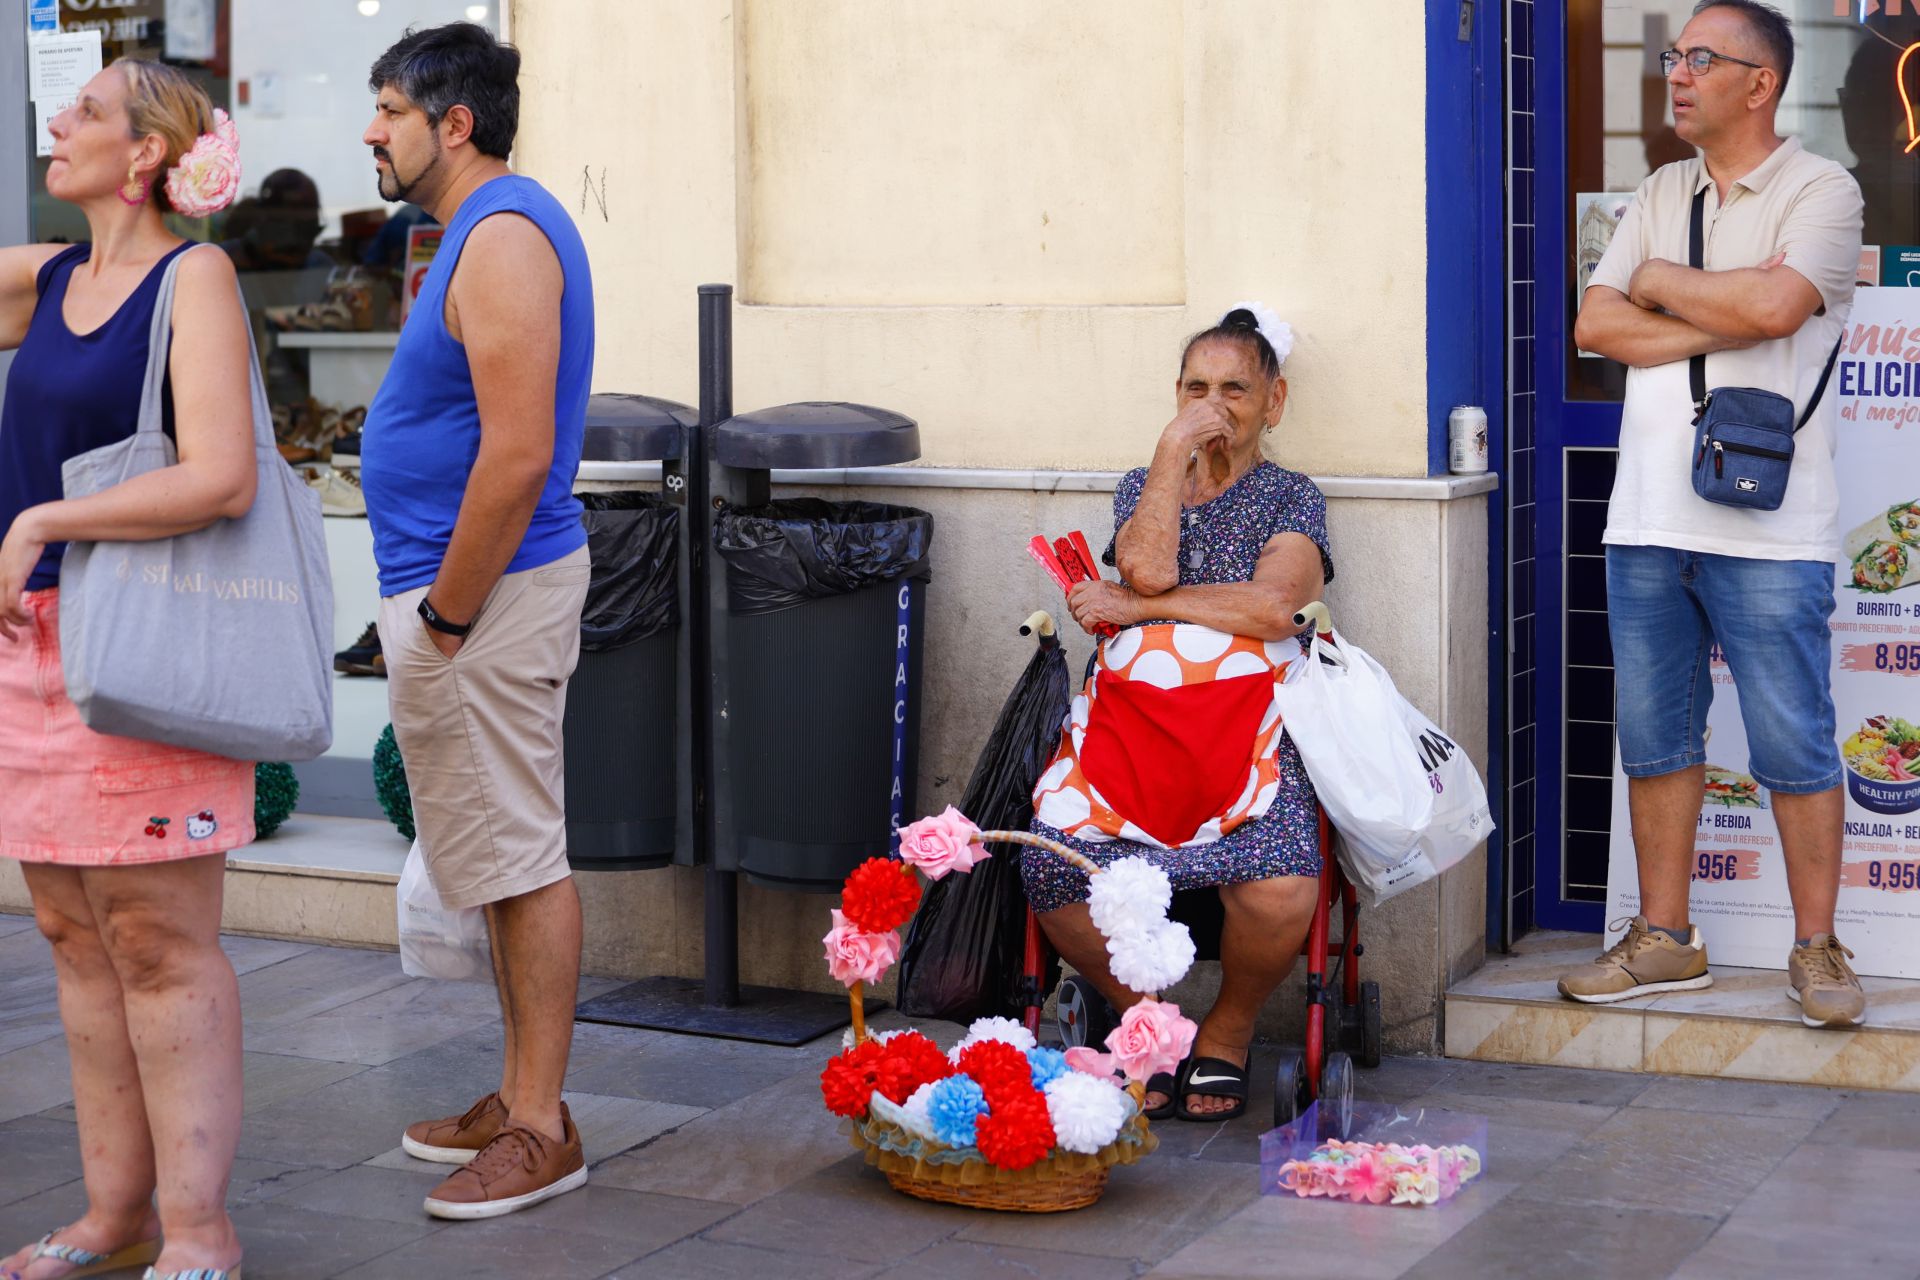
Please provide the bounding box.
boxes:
[1175,1055,1249,1122]
[1143,1057,1187,1121]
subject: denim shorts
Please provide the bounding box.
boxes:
[1605,545,1840,794]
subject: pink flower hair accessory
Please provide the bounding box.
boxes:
[821,909,901,988]
[165,108,241,217]
[897,806,987,880]
[1101,998,1197,1084]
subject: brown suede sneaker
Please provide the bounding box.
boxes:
[1788,934,1868,1029]
[402,1091,507,1164]
[1557,915,1712,1003]
[422,1107,587,1220]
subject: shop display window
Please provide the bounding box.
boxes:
[26,0,502,457]
[1565,1,1920,402]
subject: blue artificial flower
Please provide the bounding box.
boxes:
[1026,1046,1069,1092]
[927,1075,989,1149]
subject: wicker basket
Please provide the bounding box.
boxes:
[838,828,1164,1212]
[847,1082,1158,1212]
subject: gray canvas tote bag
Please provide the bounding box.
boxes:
[58,252,334,761]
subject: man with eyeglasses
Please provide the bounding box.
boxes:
[1561,1,1868,1028]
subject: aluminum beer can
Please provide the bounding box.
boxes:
[1448,405,1488,475]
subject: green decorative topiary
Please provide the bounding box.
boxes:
[253,762,300,839]
[373,723,415,841]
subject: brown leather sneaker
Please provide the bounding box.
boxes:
[1788,934,1868,1028]
[402,1091,507,1164]
[422,1107,587,1220]
[1557,915,1712,1003]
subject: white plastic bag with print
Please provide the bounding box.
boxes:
[1274,630,1436,865]
[396,839,491,981]
[1332,696,1497,908]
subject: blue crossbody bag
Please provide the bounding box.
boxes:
[1686,188,1840,511]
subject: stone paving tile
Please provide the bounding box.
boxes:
[606,1237,884,1279]
[1427,1058,1653,1108]
[0,912,34,936]
[564,1021,819,1110]
[1147,1177,1520,1280]
[234,1057,501,1170]
[703,1153,971,1265]
[561,1091,707,1161]
[37,1051,367,1126]
[889,1240,1145,1280]
[1798,1088,1920,1153]
[330,1215,652,1280]
[1351,1053,1461,1104]
[0,1038,71,1123]
[225,1201,441,1280]
[477,1184,733,1251]
[244,977,503,1066]
[954,1148,1258,1265]
[237,945,418,1031]
[1629,1075,1849,1122]
[1392,1090,1619,1181]
[0,1175,89,1248]
[1414,1196,1720,1279]
[1515,1105,1818,1218]
[591,1071,856,1205]
[222,934,316,975]
[1136,1111,1265,1166]
[1672,1144,1920,1280]
[265,1163,445,1226]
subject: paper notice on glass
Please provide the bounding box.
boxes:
[35,98,75,159]
[28,30,102,103]
[165,0,217,61]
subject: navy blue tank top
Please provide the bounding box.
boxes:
[0,242,190,590]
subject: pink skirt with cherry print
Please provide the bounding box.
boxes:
[0,589,255,865]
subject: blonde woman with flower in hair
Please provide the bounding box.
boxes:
[0,59,252,1280]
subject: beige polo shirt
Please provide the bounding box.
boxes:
[1589,136,1863,561]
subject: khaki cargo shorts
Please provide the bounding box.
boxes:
[381,546,590,909]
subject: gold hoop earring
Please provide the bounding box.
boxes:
[118,163,148,207]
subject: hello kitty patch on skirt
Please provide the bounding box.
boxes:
[1031,623,1303,849]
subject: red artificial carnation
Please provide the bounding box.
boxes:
[873,1032,954,1103]
[840,858,922,933]
[820,1039,886,1117]
[974,1085,1057,1170]
[955,1040,1033,1105]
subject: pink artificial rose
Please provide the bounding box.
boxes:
[896,806,986,880]
[1102,998,1197,1084]
[821,909,900,988]
[165,108,241,217]
[1063,1045,1117,1077]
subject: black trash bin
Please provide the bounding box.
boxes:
[562,394,691,870]
[710,403,928,891]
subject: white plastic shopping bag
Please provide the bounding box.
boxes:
[1277,629,1495,908]
[396,839,491,981]
[1274,630,1435,864]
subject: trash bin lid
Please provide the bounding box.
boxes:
[582,394,693,462]
[713,401,920,470]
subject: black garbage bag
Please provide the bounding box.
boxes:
[713,498,932,615]
[578,492,678,651]
[896,635,1072,1022]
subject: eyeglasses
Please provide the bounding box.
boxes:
[1659,46,1765,77]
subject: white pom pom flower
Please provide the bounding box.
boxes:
[839,1026,905,1051]
[897,1081,939,1141]
[949,1015,1037,1061]
[1227,299,1295,368]
[1107,919,1197,995]
[1043,1070,1129,1154]
[1087,857,1172,940]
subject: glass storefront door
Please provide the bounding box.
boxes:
[1518,0,1920,932]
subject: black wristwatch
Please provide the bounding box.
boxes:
[418,596,472,637]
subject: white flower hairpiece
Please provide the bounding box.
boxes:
[1225,299,1295,369]
[165,108,241,217]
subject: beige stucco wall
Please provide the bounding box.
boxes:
[509,0,1432,478]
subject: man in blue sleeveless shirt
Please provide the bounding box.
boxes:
[357,24,595,1220]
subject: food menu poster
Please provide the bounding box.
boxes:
[1605,286,1920,978]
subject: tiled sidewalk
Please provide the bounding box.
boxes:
[1,914,1917,1279]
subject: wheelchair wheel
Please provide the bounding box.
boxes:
[1358,981,1383,1069]
[1055,975,1116,1049]
[1320,1051,1355,1139]
[1272,1052,1309,1130]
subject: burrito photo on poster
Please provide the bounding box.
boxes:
[1843,500,1920,593]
